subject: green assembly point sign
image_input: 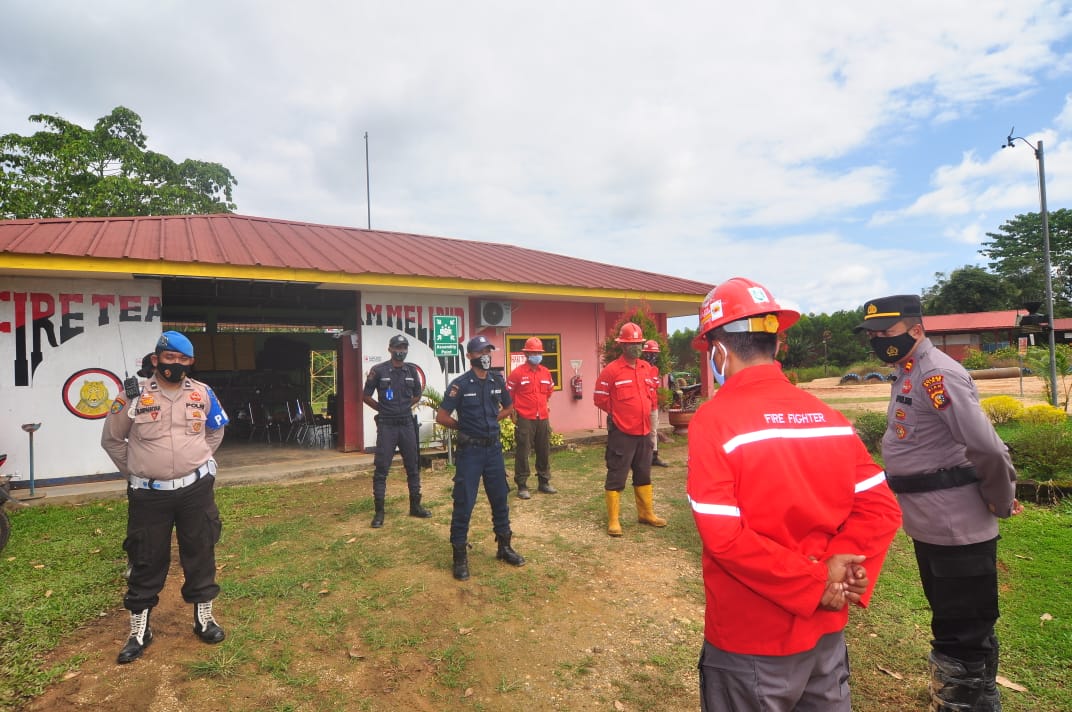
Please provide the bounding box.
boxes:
[434,315,460,357]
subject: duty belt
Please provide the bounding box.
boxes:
[458,435,495,448]
[887,466,978,494]
[129,461,214,491]
[375,415,414,425]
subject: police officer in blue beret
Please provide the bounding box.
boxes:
[102,330,230,664]
[436,335,525,580]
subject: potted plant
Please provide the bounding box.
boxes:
[667,375,703,434]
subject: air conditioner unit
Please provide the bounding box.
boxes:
[479,300,512,327]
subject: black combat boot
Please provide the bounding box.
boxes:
[495,533,526,567]
[515,477,531,499]
[371,498,385,528]
[193,600,226,643]
[452,543,470,581]
[409,493,431,518]
[652,451,670,467]
[975,637,1001,711]
[537,478,557,494]
[929,650,985,711]
[117,608,152,664]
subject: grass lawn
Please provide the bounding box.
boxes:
[1,435,1070,711]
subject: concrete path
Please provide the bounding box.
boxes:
[8,428,611,506]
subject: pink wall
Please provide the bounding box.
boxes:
[466,298,617,432]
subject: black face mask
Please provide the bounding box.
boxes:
[641,353,658,365]
[470,354,492,371]
[390,350,407,362]
[158,362,190,383]
[870,333,917,364]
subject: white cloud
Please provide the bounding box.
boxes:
[1,1,1071,319]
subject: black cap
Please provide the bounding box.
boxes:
[855,294,923,332]
[389,334,409,348]
[466,335,495,353]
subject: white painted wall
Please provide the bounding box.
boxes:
[1,277,162,482]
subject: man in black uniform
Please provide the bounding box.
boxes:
[436,335,525,580]
[362,334,431,528]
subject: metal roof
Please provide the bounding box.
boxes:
[0,214,712,317]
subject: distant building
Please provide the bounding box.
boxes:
[923,310,1072,361]
[0,214,713,484]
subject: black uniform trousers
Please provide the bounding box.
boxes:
[123,475,221,612]
[372,416,420,500]
[604,425,653,491]
[913,537,1000,663]
[450,442,511,546]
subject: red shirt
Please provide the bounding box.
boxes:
[506,363,554,420]
[686,363,901,656]
[593,356,656,435]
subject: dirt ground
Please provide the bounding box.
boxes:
[17,375,1047,711]
[21,449,705,712]
[798,374,1050,409]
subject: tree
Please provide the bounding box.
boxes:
[0,106,237,219]
[667,327,698,376]
[782,309,871,370]
[980,209,1072,315]
[920,265,1021,315]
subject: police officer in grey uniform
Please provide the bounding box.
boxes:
[856,295,1022,711]
[436,335,524,581]
[101,331,229,664]
[362,334,431,528]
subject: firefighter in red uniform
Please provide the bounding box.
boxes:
[506,337,557,499]
[593,323,666,537]
[640,339,669,467]
[686,278,901,711]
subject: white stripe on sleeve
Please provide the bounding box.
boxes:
[688,495,741,517]
[854,471,887,493]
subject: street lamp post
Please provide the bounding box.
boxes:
[1003,129,1058,407]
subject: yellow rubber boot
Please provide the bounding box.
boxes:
[605,490,623,537]
[634,484,667,527]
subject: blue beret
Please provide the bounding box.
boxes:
[156,330,194,358]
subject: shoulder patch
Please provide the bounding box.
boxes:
[448,384,459,398]
[923,374,951,410]
[110,397,126,415]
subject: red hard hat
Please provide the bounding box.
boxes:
[642,339,660,353]
[693,277,800,350]
[615,322,645,343]
[523,337,544,352]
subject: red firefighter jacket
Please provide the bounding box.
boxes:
[686,364,901,656]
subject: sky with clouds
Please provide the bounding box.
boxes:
[2,1,1071,330]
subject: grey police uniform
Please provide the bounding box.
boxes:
[881,336,1016,691]
[882,337,1017,541]
[363,360,423,500]
[101,376,228,612]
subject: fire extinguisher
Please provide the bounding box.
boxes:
[570,374,583,400]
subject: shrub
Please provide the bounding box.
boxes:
[500,418,516,451]
[1019,404,1068,425]
[498,418,564,451]
[852,411,887,454]
[961,348,991,371]
[980,396,1023,425]
[1003,422,1072,479]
